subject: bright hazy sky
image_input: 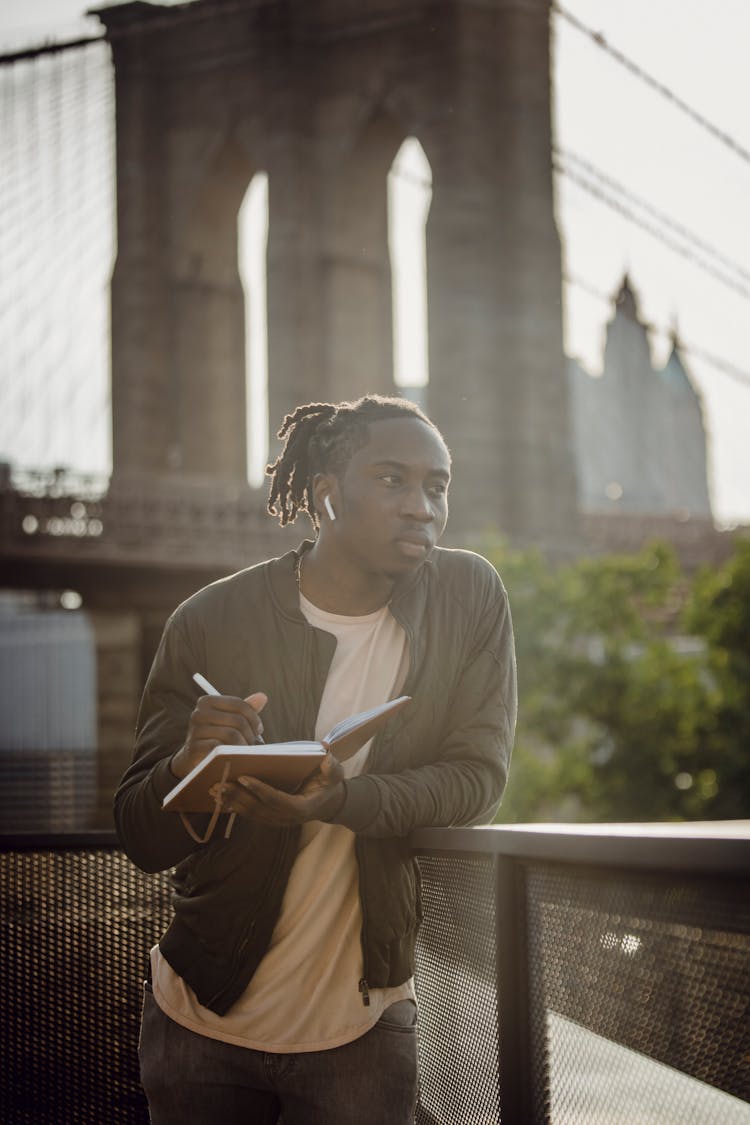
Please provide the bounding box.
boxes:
[1,0,749,526]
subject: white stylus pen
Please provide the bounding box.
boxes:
[192,672,220,696]
[192,672,265,743]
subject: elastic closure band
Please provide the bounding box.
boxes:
[179,762,234,844]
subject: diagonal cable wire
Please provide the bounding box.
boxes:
[554,158,750,302]
[556,147,750,290]
[553,3,750,167]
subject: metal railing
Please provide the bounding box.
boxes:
[2,824,749,1123]
[412,822,750,1123]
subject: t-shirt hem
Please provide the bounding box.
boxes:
[151,980,395,1054]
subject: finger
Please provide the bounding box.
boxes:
[244,691,268,714]
[187,724,252,747]
[198,691,266,721]
[191,699,264,742]
[319,752,345,784]
[223,782,300,825]
[192,711,258,739]
[195,694,264,728]
[236,776,284,804]
[234,776,305,816]
[190,710,257,742]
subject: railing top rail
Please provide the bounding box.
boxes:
[0,831,120,852]
[411,821,750,873]
[3,822,750,874]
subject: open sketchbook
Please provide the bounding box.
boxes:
[162,694,411,814]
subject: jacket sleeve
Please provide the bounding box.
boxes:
[113,609,209,873]
[330,571,517,838]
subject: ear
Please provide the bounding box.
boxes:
[311,473,339,523]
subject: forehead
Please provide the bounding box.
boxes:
[347,416,451,473]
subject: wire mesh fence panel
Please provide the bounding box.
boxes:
[1,845,170,1125]
[525,863,750,1124]
[415,851,500,1125]
[3,839,750,1125]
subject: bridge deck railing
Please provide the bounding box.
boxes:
[2,823,749,1124]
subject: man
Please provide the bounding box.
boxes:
[116,394,517,1124]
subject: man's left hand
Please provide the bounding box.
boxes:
[223,752,346,826]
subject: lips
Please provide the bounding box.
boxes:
[395,532,433,556]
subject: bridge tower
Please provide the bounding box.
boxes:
[96,0,578,544]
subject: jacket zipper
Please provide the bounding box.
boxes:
[355,835,371,1006]
[354,609,417,1007]
[204,828,295,1011]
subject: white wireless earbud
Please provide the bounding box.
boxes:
[324,495,337,521]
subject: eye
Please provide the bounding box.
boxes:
[379,473,402,486]
[428,482,448,498]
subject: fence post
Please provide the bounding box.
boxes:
[495,853,547,1123]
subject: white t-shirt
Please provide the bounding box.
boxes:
[151,593,414,1052]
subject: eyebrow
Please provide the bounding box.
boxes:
[369,460,451,480]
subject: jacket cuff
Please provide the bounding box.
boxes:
[150,755,183,803]
[329,775,381,833]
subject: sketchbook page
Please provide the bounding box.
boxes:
[324,695,411,759]
[324,694,411,743]
[162,743,326,812]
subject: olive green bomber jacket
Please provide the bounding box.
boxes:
[114,542,517,1015]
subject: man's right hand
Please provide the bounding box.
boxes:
[169,691,268,780]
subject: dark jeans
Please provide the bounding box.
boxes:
[139,984,419,1125]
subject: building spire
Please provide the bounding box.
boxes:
[614,273,638,321]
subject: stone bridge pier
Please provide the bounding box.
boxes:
[97,0,579,546]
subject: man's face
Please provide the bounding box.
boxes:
[327,416,451,579]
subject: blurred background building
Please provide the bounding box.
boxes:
[568,276,712,519]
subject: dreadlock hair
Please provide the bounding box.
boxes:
[265,394,442,528]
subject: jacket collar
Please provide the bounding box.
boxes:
[265,538,432,629]
[264,542,311,622]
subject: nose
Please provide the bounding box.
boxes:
[401,486,436,522]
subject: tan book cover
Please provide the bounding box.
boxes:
[162,695,411,814]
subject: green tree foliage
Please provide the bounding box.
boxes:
[683,538,750,819]
[483,537,750,823]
